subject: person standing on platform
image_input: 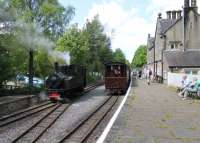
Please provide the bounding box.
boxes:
[146,68,152,85]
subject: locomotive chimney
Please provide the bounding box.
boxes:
[55,62,59,72]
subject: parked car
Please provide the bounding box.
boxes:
[16,75,44,87]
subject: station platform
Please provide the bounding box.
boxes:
[105,79,200,143]
[0,94,47,117]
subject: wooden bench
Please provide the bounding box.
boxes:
[188,88,200,99]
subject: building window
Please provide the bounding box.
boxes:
[171,44,175,49]
[168,41,181,50]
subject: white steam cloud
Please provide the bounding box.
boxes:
[15,20,70,64]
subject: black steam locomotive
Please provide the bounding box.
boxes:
[46,63,86,101]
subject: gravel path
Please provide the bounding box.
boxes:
[36,85,109,143]
[105,79,200,143]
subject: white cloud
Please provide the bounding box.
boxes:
[87,1,150,62]
[86,0,200,62]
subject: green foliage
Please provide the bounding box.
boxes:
[85,15,114,71]
[0,0,129,85]
[131,45,147,68]
[56,15,120,83]
[10,0,75,40]
[56,24,89,65]
[0,0,74,84]
[113,48,126,63]
[57,15,114,74]
[34,50,54,78]
[0,34,28,84]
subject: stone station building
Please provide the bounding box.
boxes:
[147,0,200,82]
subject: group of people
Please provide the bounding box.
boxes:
[178,75,200,100]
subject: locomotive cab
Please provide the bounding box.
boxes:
[46,63,86,102]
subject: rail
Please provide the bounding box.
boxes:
[0,102,55,127]
[57,95,119,143]
[11,103,71,143]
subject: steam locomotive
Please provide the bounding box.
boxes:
[46,63,86,101]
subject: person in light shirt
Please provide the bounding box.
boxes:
[179,75,191,91]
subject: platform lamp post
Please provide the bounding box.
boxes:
[29,49,33,88]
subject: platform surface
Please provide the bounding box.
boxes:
[0,95,35,105]
[0,95,43,116]
[105,79,200,143]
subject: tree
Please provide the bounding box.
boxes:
[85,15,114,72]
[113,48,126,63]
[131,45,147,68]
[34,49,54,78]
[0,0,75,85]
[10,0,75,40]
[56,24,89,65]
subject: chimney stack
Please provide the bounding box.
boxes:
[191,0,198,12]
[191,0,197,7]
[148,34,151,38]
[177,10,182,19]
[172,10,177,19]
[184,0,190,8]
[158,13,162,19]
[166,11,172,19]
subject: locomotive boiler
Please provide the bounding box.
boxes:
[46,63,86,101]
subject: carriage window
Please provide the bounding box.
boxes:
[111,66,113,71]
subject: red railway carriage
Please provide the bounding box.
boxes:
[105,62,131,94]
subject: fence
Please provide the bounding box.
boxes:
[167,72,200,87]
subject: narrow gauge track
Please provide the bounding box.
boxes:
[57,95,119,143]
[12,103,71,143]
[84,81,104,93]
[0,82,102,128]
[0,102,55,127]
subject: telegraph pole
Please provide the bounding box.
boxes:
[29,49,33,88]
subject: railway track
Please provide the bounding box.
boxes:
[11,103,71,143]
[84,81,104,93]
[57,95,119,143]
[0,82,101,127]
[0,102,55,127]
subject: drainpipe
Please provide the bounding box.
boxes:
[161,34,166,83]
[183,0,189,51]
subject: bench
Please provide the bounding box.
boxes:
[188,90,200,99]
[188,86,200,99]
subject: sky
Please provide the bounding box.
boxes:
[58,0,199,62]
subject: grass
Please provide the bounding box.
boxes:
[154,121,168,129]
[187,127,198,131]
[164,113,173,119]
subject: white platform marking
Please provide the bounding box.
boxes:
[96,79,133,143]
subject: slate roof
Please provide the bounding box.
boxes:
[159,19,180,34]
[164,50,200,67]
